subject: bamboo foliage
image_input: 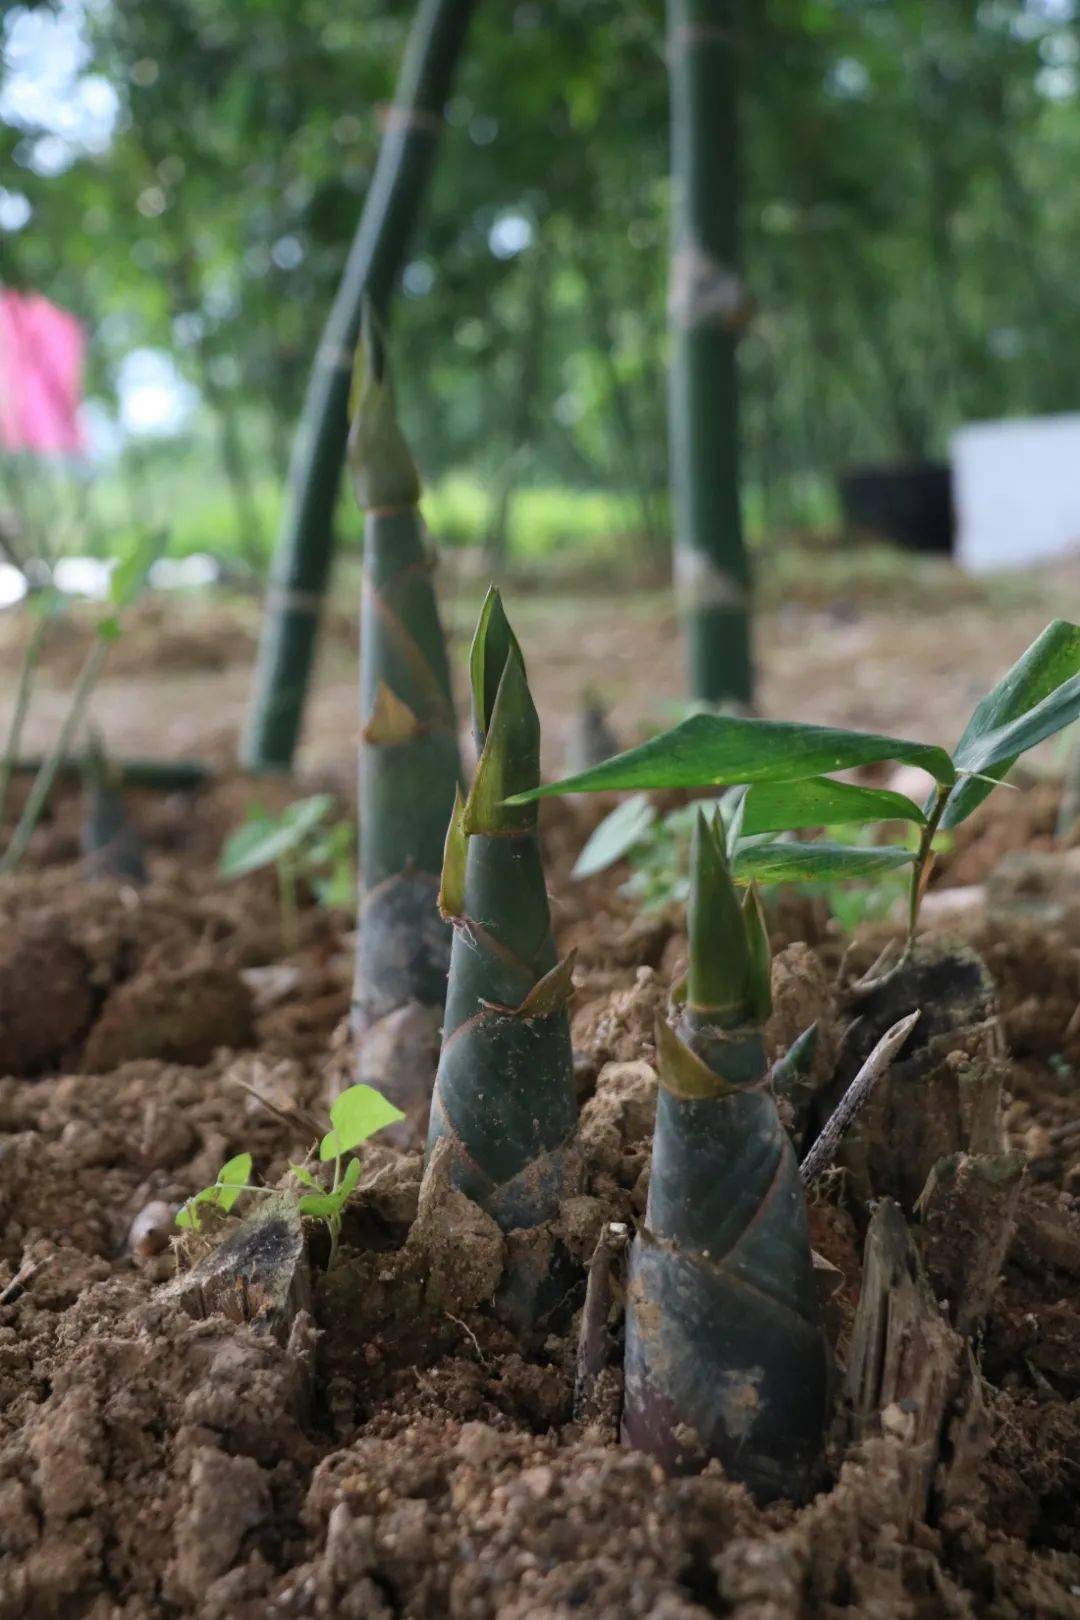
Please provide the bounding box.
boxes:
[350,327,461,1136]
[243,0,477,771]
[426,588,578,1237]
[667,0,753,704]
[622,810,828,1502]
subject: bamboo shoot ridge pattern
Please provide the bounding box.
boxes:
[622,810,829,1501]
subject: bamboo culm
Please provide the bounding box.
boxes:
[622,810,828,1502]
[242,0,477,771]
[667,0,753,704]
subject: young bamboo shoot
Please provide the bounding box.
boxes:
[426,588,578,1238]
[350,325,461,1137]
[622,810,828,1502]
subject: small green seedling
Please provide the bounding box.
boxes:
[220,794,356,952]
[532,620,1080,947]
[176,1082,404,1264]
[575,788,921,923]
[0,528,166,875]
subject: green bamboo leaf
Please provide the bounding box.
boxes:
[943,620,1080,827]
[731,842,914,884]
[507,714,955,803]
[572,793,657,879]
[742,776,925,834]
[320,1083,406,1161]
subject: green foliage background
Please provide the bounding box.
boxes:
[3,0,1079,561]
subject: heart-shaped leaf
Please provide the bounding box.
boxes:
[319,1083,405,1161]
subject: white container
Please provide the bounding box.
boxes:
[951,413,1080,573]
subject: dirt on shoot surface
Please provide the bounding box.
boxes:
[1,560,1080,1619]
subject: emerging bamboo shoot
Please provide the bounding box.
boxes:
[426,588,578,1244]
[350,324,461,1137]
[622,810,828,1501]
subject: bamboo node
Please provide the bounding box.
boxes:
[669,244,749,331]
[673,549,748,610]
[265,586,323,616]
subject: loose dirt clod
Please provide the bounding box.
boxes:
[165,1199,311,1342]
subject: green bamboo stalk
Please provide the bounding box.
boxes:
[622,809,827,1502]
[0,632,111,875]
[80,733,147,884]
[350,323,461,1136]
[242,0,477,771]
[667,0,752,704]
[0,607,49,830]
[6,756,209,791]
[426,588,578,1243]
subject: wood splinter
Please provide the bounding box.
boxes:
[800,1011,920,1186]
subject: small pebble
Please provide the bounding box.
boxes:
[128,1200,176,1260]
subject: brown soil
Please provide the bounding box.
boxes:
[0,766,1077,1620]
[2,570,1080,1618]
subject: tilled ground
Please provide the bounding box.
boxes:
[0,759,1079,1620]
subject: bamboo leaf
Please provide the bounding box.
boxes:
[943,620,1080,827]
[742,776,925,834]
[731,842,915,884]
[320,1084,406,1161]
[507,713,956,803]
[572,793,656,878]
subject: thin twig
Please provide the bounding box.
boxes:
[446,1312,489,1367]
[227,1074,326,1140]
[844,937,906,1000]
[800,1011,921,1186]
[0,608,48,830]
[0,1254,50,1305]
[0,633,111,874]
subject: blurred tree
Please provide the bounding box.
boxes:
[1,0,1077,578]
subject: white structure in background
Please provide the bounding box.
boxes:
[952,414,1080,573]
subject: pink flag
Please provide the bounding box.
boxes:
[0,289,85,455]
